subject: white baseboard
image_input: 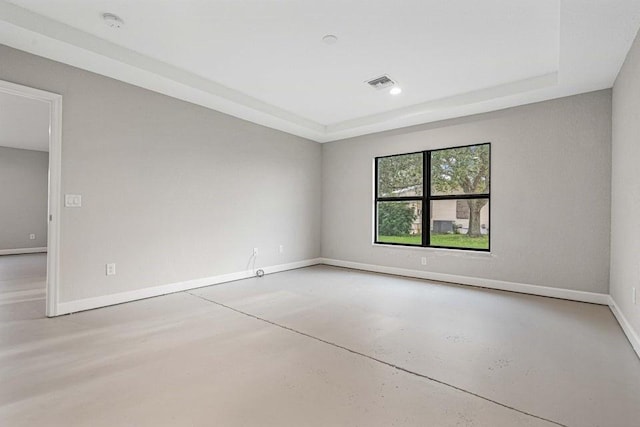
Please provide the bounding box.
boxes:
[53,255,639,360]
[0,247,47,256]
[320,258,640,359]
[56,258,322,315]
[320,258,610,305]
[608,296,640,358]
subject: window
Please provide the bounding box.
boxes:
[375,143,490,251]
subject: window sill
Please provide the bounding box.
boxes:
[372,242,495,257]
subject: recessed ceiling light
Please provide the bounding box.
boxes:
[390,87,402,95]
[322,35,338,45]
[102,13,124,29]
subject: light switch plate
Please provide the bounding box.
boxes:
[106,263,116,276]
[65,194,82,207]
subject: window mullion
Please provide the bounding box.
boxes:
[430,194,490,201]
[423,150,430,247]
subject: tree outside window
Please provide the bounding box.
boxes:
[375,143,490,251]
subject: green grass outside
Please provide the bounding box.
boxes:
[378,234,422,245]
[378,233,489,249]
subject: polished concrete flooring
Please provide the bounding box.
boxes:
[1,254,639,426]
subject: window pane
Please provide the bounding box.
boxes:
[430,199,489,250]
[377,153,423,197]
[430,144,490,196]
[377,201,422,245]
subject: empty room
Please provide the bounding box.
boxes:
[1,1,639,426]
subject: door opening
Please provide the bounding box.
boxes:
[0,80,62,317]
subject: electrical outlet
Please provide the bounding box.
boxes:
[65,194,82,207]
[253,247,259,256]
[106,263,116,276]
[279,245,284,254]
[633,287,637,305]
[29,234,36,240]
[421,257,427,266]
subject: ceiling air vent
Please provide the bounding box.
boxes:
[366,75,396,90]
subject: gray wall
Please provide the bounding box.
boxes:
[0,45,321,303]
[0,43,617,306]
[611,30,640,334]
[0,146,48,250]
[322,90,612,294]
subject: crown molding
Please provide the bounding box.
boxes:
[0,1,570,143]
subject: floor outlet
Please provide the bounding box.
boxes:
[106,263,116,276]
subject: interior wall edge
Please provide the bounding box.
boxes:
[321,257,640,359]
[610,16,640,360]
[609,295,640,359]
[0,247,47,256]
[51,254,640,360]
[55,257,323,316]
[320,257,610,305]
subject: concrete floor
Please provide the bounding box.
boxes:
[1,254,639,426]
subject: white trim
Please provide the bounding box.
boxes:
[0,247,47,255]
[320,258,610,305]
[0,2,603,143]
[0,79,62,317]
[47,91,62,317]
[371,243,496,256]
[327,73,558,133]
[608,296,640,359]
[0,1,326,142]
[56,258,322,315]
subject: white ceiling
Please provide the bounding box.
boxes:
[0,90,49,152]
[0,0,639,142]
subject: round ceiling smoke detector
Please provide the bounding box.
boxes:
[322,35,338,45]
[102,13,124,29]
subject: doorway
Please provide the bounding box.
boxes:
[0,80,62,317]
